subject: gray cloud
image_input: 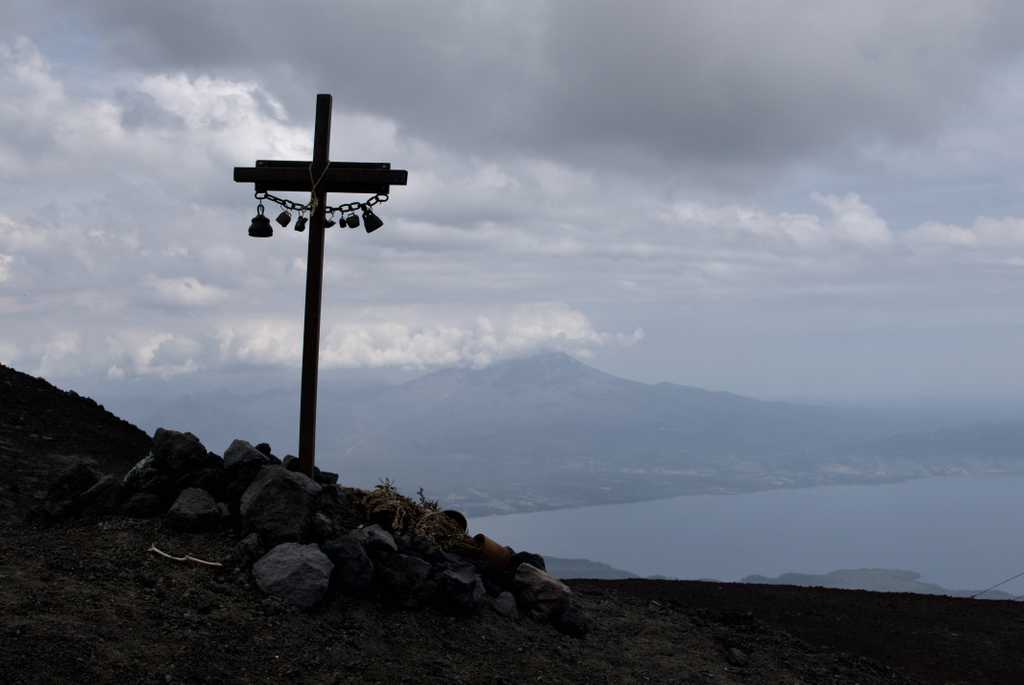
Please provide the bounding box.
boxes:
[0,4,1023,408]
[34,1,1024,181]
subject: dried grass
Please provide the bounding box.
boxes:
[359,479,475,553]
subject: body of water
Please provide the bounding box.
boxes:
[473,475,1024,595]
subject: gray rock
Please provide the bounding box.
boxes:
[403,534,440,560]
[122,455,170,494]
[513,563,572,620]
[122,455,154,484]
[152,428,209,474]
[350,524,398,554]
[46,461,99,503]
[440,566,486,614]
[311,512,338,542]
[229,532,264,569]
[166,487,221,532]
[378,553,433,606]
[40,461,101,518]
[175,467,226,501]
[511,550,546,572]
[552,603,592,637]
[240,466,321,545]
[223,443,277,512]
[224,439,273,470]
[76,475,122,515]
[282,455,337,485]
[481,574,507,598]
[727,647,749,667]
[312,486,356,537]
[121,492,165,518]
[491,591,519,620]
[432,550,469,568]
[252,543,333,610]
[321,535,374,592]
[315,470,339,485]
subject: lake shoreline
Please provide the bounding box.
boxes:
[461,467,1024,518]
[472,473,1024,593]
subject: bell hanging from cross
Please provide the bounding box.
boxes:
[345,212,360,229]
[294,214,307,232]
[362,206,383,233]
[248,203,273,238]
[276,210,292,227]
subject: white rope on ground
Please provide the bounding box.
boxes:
[147,544,223,567]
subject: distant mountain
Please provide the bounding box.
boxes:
[97,352,1024,515]
[845,422,1024,466]
[544,556,638,580]
[318,352,988,512]
[742,568,1017,600]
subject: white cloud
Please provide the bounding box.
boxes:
[812,193,892,246]
[0,339,17,364]
[34,330,80,377]
[128,332,201,378]
[146,276,228,307]
[906,222,979,247]
[0,32,1022,404]
[216,303,643,370]
[661,193,891,248]
[137,73,310,162]
[0,214,46,251]
[907,216,1024,247]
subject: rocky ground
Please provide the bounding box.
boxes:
[2,362,1023,684]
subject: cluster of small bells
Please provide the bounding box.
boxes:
[248,202,383,238]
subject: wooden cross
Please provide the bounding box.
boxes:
[233,93,407,478]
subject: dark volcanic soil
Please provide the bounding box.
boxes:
[0,363,150,519]
[1,363,1022,684]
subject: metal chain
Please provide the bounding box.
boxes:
[254,191,389,216]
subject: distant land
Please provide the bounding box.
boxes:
[742,568,1017,600]
[543,556,638,580]
[97,352,1024,515]
[546,558,1018,600]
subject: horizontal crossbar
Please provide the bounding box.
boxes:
[234,162,407,194]
[255,160,392,170]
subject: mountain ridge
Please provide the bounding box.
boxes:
[84,352,1024,515]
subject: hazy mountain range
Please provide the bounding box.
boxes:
[99,352,1024,515]
[742,569,1017,600]
[547,558,1017,601]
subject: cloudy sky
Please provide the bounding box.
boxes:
[2,1,1023,408]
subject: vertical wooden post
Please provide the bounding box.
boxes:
[297,94,332,478]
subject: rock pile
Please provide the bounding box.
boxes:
[38,427,589,637]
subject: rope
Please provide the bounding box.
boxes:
[970,568,1024,598]
[307,161,331,213]
[147,544,222,567]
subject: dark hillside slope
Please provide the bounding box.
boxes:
[1,364,1022,684]
[0,363,151,519]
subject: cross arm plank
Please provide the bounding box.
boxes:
[233,164,408,194]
